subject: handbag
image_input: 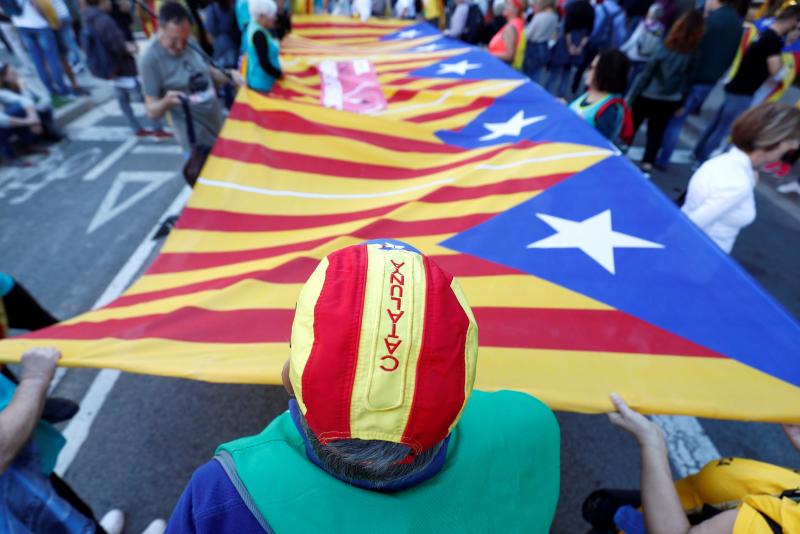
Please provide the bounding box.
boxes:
[180,96,211,188]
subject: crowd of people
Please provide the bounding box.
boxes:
[2,0,800,531]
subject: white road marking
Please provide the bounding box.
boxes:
[132,144,183,155]
[69,126,134,142]
[55,186,192,477]
[83,138,138,182]
[68,100,119,129]
[197,177,455,199]
[88,171,176,233]
[652,415,721,477]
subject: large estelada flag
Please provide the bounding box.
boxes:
[3,17,799,421]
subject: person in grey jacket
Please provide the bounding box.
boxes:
[628,9,703,172]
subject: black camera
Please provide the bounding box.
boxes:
[188,71,210,94]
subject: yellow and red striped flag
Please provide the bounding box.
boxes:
[3,17,800,421]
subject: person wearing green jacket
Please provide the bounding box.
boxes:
[165,241,561,534]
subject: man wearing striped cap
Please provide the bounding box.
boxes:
[166,240,561,533]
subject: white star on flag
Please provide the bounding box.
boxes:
[479,110,546,141]
[526,209,664,274]
[436,60,481,76]
[397,29,420,39]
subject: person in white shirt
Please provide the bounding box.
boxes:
[682,102,800,253]
[444,0,469,38]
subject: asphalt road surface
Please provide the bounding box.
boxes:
[2,95,800,533]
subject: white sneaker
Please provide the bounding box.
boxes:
[99,509,125,534]
[777,181,800,195]
[141,518,167,534]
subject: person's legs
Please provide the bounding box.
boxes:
[114,85,144,133]
[58,19,83,67]
[643,99,680,164]
[694,93,751,162]
[657,83,713,167]
[33,28,70,95]
[630,95,649,136]
[49,474,107,533]
[557,66,573,98]
[17,27,57,94]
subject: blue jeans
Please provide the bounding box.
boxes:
[694,92,753,163]
[545,65,573,99]
[114,80,164,133]
[523,41,549,85]
[57,18,84,67]
[17,27,69,96]
[657,83,714,166]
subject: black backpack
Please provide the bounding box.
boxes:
[460,4,484,44]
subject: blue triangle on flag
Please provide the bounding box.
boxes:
[409,49,526,80]
[441,155,800,388]
[435,83,616,149]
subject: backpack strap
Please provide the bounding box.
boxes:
[179,95,197,148]
[595,96,625,118]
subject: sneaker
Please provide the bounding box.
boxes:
[135,129,155,138]
[150,130,175,140]
[774,163,792,178]
[99,509,125,534]
[141,519,167,534]
[777,181,800,195]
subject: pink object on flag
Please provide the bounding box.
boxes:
[319,59,387,114]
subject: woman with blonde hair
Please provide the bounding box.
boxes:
[683,102,800,253]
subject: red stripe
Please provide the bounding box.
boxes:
[403,257,469,452]
[26,307,294,344]
[474,307,724,357]
[227,103,463,154]
[149,213,494,274]
[302,244,368,442]
[177,203,403,232]
[267,85,311,100]
[407,96,494,124]
[387,90,418,104]
[108,256,320,308]
[211,138,506,180]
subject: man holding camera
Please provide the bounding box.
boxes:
[139,1,241,154]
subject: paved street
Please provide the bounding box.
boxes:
[2,80,800,533]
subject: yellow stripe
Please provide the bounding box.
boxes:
[3,340,797,423]
[448,277,478,432]
[474,347,800,422]
[289,256,329,414]
[61,281,306,323]
[459,276,612,310]
[349,246,427,445]
[0,338,289,384]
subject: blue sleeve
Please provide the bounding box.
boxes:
[166,460,266,534]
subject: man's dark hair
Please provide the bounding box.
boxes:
[593,50,630,95]
[776,4,800,22]
[158,1,193,25]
